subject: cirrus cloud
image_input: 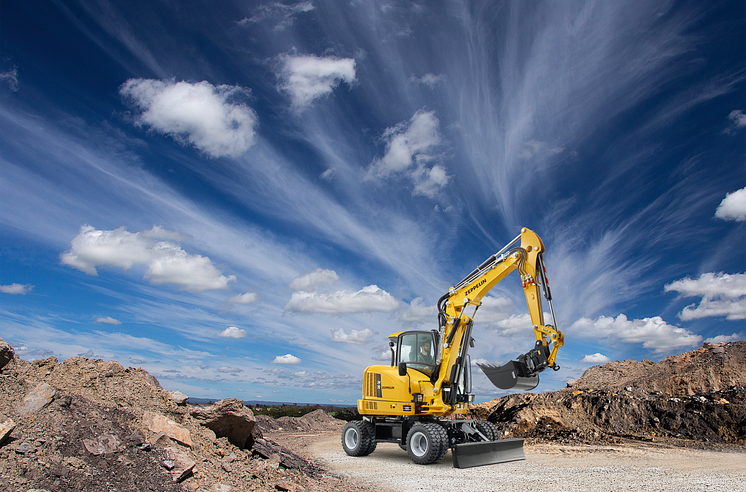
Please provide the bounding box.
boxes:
[60,225,236,292]
[120,79,257,158]
[288,269,339,292]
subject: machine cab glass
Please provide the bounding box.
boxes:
[397,331,437,377]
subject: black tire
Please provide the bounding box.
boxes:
[474,420,498,441]
[407,423,448,465]
[341,421,376,456]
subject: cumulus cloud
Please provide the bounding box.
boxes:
[705,333,744,344]
[284,285,399,314]
[369,110,450,198]
[60,225,236,292]
[412,73,446,87]
[715,187,746,222]
[0,283,33,295]
[228,292,259,304]
[399,297,435,324]
[331,328,375,344]
[288,269,339,292]
[665,272,746,321]
[217,326,247,338]
[726,110,746,133]
[272,353,301,365]
[239,1,314,30]
[0,67,19,92]
[278,55,356,109]
[581,353,611,364]
[119,79,257,158]
[95,316,122,325]
[474,296,517,324]
[570,314,702,353]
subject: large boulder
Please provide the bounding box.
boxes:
[0,337,14,370]
[142,411,193,448]
[190,398,256,449]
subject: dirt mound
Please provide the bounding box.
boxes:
[471,341,746,447]
[255,410,346,434]
[0,339,371,492]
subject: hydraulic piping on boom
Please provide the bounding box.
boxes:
[340,227,565,468]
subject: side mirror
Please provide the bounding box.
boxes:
[398,362,407,376]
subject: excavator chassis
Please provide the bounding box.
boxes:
[343,417,525,468]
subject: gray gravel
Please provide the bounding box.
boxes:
[312,438,746,492]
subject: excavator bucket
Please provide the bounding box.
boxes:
[452,438,525,468]
[477,361,539,391]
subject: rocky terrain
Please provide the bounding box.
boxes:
[1,336,743,491]
[0,337,372,492]
[470,341,746,447]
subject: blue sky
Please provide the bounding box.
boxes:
[1,0,744,404]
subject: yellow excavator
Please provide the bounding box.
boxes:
[341,228,564,468]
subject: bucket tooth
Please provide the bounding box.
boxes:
[477,361,539,390]
[452,438,525,468]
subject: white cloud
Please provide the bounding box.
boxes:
[581,353,611,364]
[95,317,122,325]
[665,272,746,321]
[517,140,564,160]
[119,79,257,158]
[0,67,19,92]
[217,326,247,338]
[331,328,375,344]
[217,366,243,374]
[60,225,236,292]
[369,110,450,198]
[569,314,702,353]
[272,353,301,365]
[278,55,356,109]
[412,73,446,87]
[705,333,744,344]
[239,1,314,31]
[0,283,33,295]
[228,292,259,304]
[399,297,435,324]
[288,268,339,291]
[284,285,399,314]
[492,314,533,334]
[474,296,517,323]
[715,187,746,221]
[727,110,746,131]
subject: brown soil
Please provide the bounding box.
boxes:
[470,341,746,447]
[0,352,371,492]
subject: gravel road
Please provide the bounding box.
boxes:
[274,431,746,492]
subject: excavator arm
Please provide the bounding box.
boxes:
[435,228,564,395]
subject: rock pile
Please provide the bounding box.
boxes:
[471,341,746,446]
[0,337,368,492]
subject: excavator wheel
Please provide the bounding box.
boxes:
[341,421,376,456]
[407,423,448,465]
[474,421,499,441]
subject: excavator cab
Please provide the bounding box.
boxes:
[393,331,438,378]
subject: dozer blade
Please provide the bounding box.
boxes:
[452,438,525,469]
[477,361,539,390]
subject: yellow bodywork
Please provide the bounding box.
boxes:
[358,227,564,418]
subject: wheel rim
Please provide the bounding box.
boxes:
[409,431,428,457]
[344,427,359,449]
